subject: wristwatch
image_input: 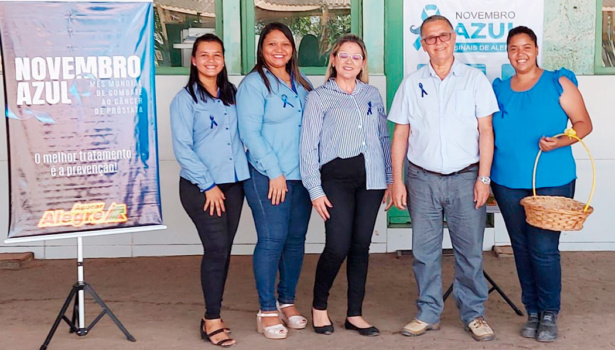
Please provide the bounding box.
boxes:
[478,176,491,185]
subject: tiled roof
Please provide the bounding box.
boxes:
[154,0,215,15]
[153,0,350,15]
[255,0,350,11]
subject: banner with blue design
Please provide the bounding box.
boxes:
[0,0,164,241]
[404,0,544,81]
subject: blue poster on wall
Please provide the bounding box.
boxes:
[0,0,164,240]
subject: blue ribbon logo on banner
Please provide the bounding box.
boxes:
[410,4,440,50]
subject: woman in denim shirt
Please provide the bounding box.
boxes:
[170,34,249,347]
[236,22,312,340]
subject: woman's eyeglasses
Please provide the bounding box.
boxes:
[421,32,453,45]
[336,52,364,62]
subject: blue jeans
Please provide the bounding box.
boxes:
[406,162,488,325]
[244,165,312,311]
[491,180,575,315]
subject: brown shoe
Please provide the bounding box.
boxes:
[465,317,495,342]
[401,319,440,337]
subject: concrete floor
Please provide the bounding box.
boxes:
[1,252,614,350]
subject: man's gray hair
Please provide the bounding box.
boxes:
[420,15,454,37]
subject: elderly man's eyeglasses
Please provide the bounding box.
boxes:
[336,52,364,61]
[421,32,453,45]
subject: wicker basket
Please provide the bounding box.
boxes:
[520,129,596,231]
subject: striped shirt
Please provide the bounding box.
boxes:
[300,79,393,200]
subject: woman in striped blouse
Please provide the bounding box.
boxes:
[300,34,393,337]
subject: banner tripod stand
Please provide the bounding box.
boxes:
[40,237,136,350]
[443,270,524,316]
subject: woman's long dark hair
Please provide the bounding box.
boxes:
[252,22,312,93]
[186,33,236,105]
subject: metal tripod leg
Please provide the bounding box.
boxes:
[40,285,79,350]
[84,283,136,341]
[483,271,524,316]
[443,270,524,316]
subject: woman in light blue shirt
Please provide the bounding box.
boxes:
[300,34,392,337]
[170,34,249,347]
[236,22,313,340]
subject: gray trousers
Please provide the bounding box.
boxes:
[405,162,488,325]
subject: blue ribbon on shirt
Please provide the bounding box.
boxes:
[281,94,294,108]
[367,101,372,115]
[210,115,218,129]
[498,103,507,118]
[419,83,428,98]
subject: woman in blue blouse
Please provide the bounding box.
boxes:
[300,34,392,337]
[491,26,592,342]
[236,22,313,340]
[170,34,249,347]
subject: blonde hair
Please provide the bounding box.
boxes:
[324,34,369,83]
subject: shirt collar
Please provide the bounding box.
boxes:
[191,83,220,102]
[325,78,365,95]
[422,56,465,79]
[263,67,297,92]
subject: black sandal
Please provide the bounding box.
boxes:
[203,318,231,334]
[200,319,236,347]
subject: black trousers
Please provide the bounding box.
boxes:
[312,155,384,317]
[179,177,244,320]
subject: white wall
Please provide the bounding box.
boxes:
[0,75,613,258]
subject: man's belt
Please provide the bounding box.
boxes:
[410,162,479,177]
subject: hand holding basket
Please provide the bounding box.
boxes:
[519,128,595,231]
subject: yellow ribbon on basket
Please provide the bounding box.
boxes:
[531,128,596,213]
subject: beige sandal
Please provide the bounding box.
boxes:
[277,302,307,329]
[256,311,288,340]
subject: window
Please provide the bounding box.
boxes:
[242,0,361,75]
[0,2,219,75]
[154,0,221,74]
[597,0,615,73]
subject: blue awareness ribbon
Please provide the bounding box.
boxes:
[281,94,294,108]
[412,4,441,50]
[498,103,507,118]
[419,83,428,98]
[210,115,218,129]
[367,101,373,115]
